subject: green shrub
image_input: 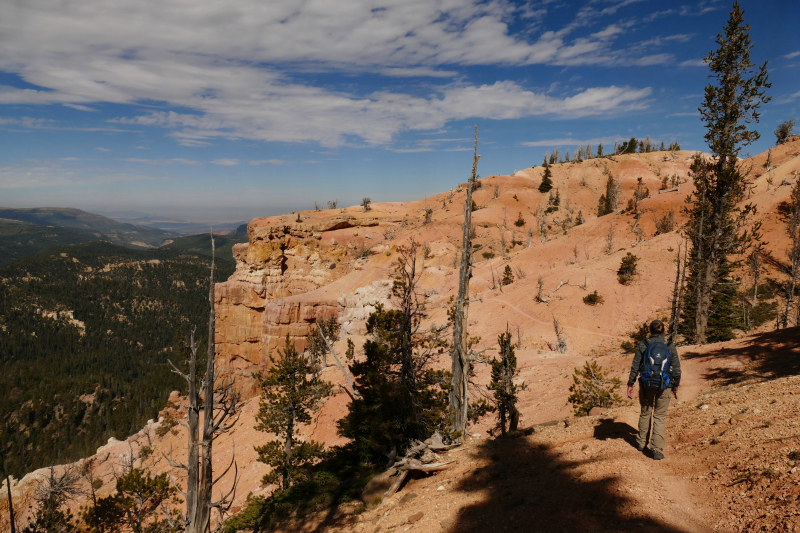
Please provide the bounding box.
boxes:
[482,251,495,259]
[620,322,649,353]
[567,361,623,416]
[514,212,525,227]
[617,252,639,285]
[582,291,604,306]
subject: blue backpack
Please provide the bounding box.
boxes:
[639,340,672,390]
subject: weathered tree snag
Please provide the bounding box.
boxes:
[5,474,15,533]
[167,232,239,533]
[316,322,360,399]
[450,126,480,439]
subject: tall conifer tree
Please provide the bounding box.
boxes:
[681,2,770,344]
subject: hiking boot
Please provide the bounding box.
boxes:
[636,444,646,452]
[652,450,664,460]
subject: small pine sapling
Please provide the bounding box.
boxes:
[514,212,525,227]
[567,361,623,416]
[539,162,553,193]
[501,265,514,286]
[620,322,650,353]
[488,328,525,434]
[617,253,639,285]
[254,334,333,491]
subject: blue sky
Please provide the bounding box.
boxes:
[1,0,798,223]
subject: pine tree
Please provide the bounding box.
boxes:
[597,143,604,157]
[254,334,332,490]
[82,468,181,533]
[501,265,514,286]
[539,162,554,193]
[338,240,450,462]
[597,175,618,216]
[681,2,770,344]
[567,361,622,416]
[488,329,524,435]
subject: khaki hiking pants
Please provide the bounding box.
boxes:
[637,387,671,453]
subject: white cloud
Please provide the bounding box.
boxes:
[785,51,800,59]
[521,136,624,147]
[775,90,800,104]
[117,157,201,164]
[248,159,285,165]
[667,111,698,117]
[0,0,661,147]
[380,67,458,78]
[96,147,110,151]
[211,158,240,166]
[63,103,97,112]
[678,59,705,67]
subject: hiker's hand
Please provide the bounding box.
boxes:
[672,387,679,400]
[627,385,634,399]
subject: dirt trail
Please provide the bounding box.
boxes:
[255,327,800,533]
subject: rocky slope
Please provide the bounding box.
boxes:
[2,139,800,532]
[215,139,800,396]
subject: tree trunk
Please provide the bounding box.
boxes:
[668,245,683,344]
[196,232,216,533]
[185,332,200,532]
[5,475,15,533]
[450,127,480,439]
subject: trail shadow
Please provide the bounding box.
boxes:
[593,419,638,448]
[682,327,800,386]
[446,434,693,532]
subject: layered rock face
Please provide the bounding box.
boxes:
[215,216,380,396]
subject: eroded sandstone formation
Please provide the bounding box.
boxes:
[215,215,382,395]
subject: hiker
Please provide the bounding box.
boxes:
[626,320,681,460]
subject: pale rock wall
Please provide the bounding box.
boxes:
[215,216,380,397]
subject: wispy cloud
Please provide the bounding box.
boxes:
[785,51,800,59]
[521,136,625,147]
[96,147,110,151]
[248,159,285,165]
[678,59,705,67]
[775,90,800,105]
[0,0,672,148]
[117,157,201,165]
[211,158,240,166]
[667,111,698,117]
[63,103,97,112]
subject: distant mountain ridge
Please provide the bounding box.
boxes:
[0,207,178,248]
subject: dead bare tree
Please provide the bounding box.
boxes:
[493,183,499,200]
[552,315,567,353]
[167,233,240,533]
[423,207,433,225]
[450,126,480,439]
[526,227,533,248]
[536,280,568,303]
[538,208,547,243]
[605,224,615,254]
[4,473,16,533]
[668,243,687,344]
[783,179,800,327]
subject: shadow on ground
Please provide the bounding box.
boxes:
[682,326,800,385]
[444,429,692,533]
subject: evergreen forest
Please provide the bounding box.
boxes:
[0,241,235,478]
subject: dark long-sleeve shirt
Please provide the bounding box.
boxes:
[627,334,681,387]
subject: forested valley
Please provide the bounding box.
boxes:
[0,241,235,477]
